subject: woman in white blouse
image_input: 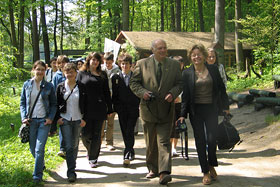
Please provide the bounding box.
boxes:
[56,63,87,183]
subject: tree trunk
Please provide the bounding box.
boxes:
[130,0,135,31]
[8,0,19,67]
[170,0,175,31]
[235,0,244,72]
[85,3,91,50]
[98,0,102,51]
[175,0,181,31]
[54,0,58,57]
[214,0,225,66]
[122,0,129,31]
[32,0,40,62]
[18,0,25,67]
[197,0,205,32]
[60,0,64,55]
[160,0,164,31]
[40,0,50,65]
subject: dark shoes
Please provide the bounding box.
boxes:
[123,152,135,166]
[159,173,172,185]
[68,173,77,183]
[146,171,159,178]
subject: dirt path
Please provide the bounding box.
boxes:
[45,96,280,186]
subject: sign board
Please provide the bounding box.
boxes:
[104,38,121,63]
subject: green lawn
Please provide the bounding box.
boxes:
[0,80,64,187]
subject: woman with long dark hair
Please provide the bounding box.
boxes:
[77,52,113,168]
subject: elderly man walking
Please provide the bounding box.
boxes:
[130,39,182,185]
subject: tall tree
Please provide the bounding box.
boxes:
[170,0,175,31]
[197,0,204,31]
[160,0,164,31]
[18,0,25,67]
[60,0,64,54]
[122,0,129,31]
[98,0,101,51]
[130,0,135,31]
[214,0,225,65]
[85,1,91,50]
[8,0,19,67]
[53,0,58,56]
[40,0,50,64]
[175,0,181,31]
[235,0,244,72]
[32,0,40,62]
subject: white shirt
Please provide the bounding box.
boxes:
[60,82,83,121]
[122,71,131,86]
[31,80,46,118]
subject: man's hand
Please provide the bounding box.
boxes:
[177,117,185,125]
[143,91,151,100]
[44,118,52,125]
[165,93,173,103]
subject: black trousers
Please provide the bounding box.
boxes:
[189,104,218,173]
[118,111,138,158]
[81,119,104,161]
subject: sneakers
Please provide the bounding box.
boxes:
[57,151,66,158]
[123,159,130,166]
[172,148,179,157]
[107,145,115,151]
[89,160,98,168]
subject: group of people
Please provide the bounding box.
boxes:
[20,38,229,186]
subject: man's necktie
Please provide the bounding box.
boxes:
[157,63,162,85]
[124,75,129,86]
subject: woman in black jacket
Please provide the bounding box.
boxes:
[77,52,113,168]
[56,63,87,182]
[178,44,229,185]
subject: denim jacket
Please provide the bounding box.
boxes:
[20,79,57,121]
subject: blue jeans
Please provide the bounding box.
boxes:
[60,119,82,177]
[29,118,50,180]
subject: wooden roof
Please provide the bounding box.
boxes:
[115,31,251,51]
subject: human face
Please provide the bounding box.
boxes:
[152,40,167,62]
[33,65,46,81]
[77,61,83,70]
[191,49,205,66]
[90,57,100,70]
[207,51,216,65]
[105,59,113,70]
[65,69,77,82]
[121,61,131,74]
[57,61,66,70]
[50,60,57,71]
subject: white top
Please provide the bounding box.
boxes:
[60,82,83,121]
[31,80,46,118]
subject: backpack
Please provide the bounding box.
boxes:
[217,114,241,152]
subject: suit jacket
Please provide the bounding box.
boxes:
[111,72,140,118]
[180,63,229,118]
[130,56,182,123]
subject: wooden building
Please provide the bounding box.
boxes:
[115,31,252,67]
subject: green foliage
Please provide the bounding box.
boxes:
[0,80,63,187]
[265,114,280,124]
[120,40,140,62]
[227,72,273,93]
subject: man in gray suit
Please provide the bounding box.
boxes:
[130,39,182,185]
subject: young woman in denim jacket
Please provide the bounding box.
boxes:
[20,60,57,183]
[56,63,87,182]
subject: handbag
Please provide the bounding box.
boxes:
[58,84,77,113]
[217,114,241,152]
[18,85,43,143]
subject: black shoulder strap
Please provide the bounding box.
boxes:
[28,84,43,119]
[64,84,77,102]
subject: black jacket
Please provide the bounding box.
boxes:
[56,80,87,121]
[77,70,113,120]
[112,72,140,118]
[180,63,229,118]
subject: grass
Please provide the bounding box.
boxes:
[0,80,64,187]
